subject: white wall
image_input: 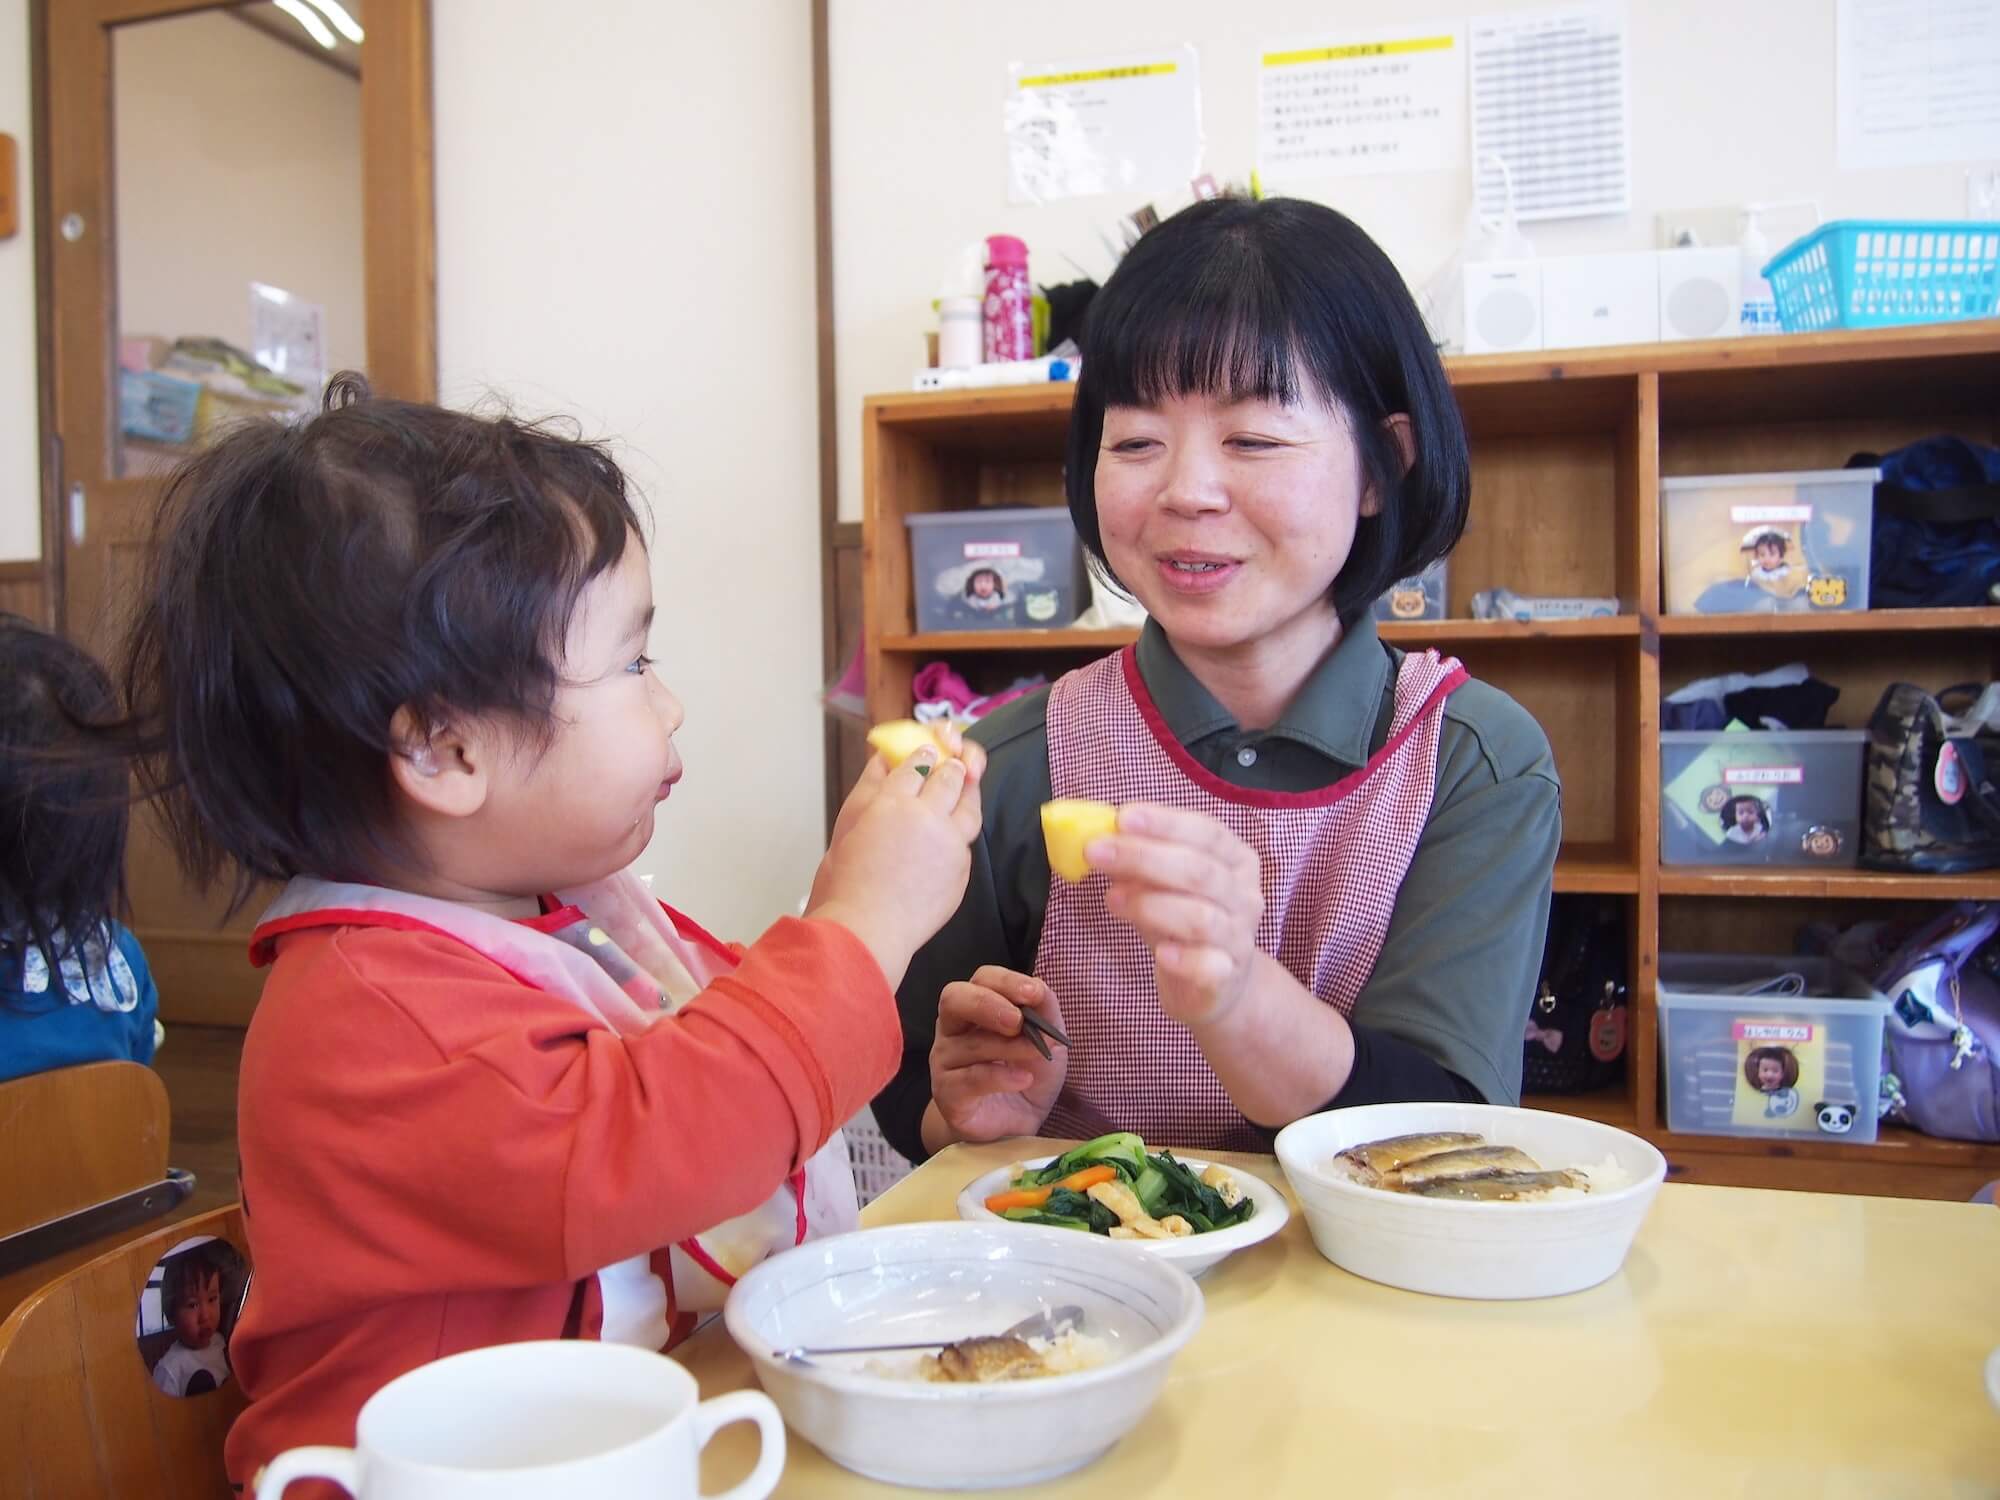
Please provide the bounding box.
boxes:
[829,0,1991,522]
[434,0,824,942]
[0,0,37,561]
[114,11,363,377]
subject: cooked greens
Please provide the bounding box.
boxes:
[987,1132,1256,1238]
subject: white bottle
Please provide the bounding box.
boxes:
[937,297,982,368]
[1738,207,1780,336]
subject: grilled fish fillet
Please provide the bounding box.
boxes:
[1335,1131,1483,1186]
[1386,1145,1542,1189]
[1410,1169,1585,1202]
[928,1336,1048,1383]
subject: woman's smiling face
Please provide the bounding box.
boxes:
[1092,389,1379,661]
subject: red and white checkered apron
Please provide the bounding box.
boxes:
[1035,644,1467,1151]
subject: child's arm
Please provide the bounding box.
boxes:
[240,916,898,1293]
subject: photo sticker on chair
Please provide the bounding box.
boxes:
[135,1234,248,1398]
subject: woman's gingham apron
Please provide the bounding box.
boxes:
[1035,644,1467,1151]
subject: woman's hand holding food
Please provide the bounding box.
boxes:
[1084,802,1266,1028]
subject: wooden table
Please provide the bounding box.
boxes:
[679,1139,2000,1496]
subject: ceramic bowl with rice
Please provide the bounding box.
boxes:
[1273,1102,1666,1300]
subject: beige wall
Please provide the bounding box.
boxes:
[829,0,1990,522]
[0,0,36,562]
[434,0,826,941]
[113,10,364,377]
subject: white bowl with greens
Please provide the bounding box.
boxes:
[955,1132,1290,1279]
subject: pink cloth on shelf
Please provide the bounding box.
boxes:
[911,661,1047,724]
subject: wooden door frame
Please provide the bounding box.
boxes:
[35,0,436,1026]
[37,0,436,634]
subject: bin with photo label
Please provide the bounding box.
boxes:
[906,507,1089,632]
[1661,469,1876,615]
[1658,954,1890,1143]
[1661,727,1866,867]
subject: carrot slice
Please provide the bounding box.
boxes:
[983,1164,1117,1215]
[984,1186,1052,1213]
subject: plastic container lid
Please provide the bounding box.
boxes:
[1659,728,1867,742]
[1660,468,1880,491]
[984,234,1028,269]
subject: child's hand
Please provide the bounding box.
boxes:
[1084,802,1265,1028]
[928,966,1067,1146]
[808,740,985,988]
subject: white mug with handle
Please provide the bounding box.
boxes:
[254,1340,783,1500]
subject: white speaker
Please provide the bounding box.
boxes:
[1542,252,1660,350]
[1658,245,1743,342]
[1462,259,1543,354]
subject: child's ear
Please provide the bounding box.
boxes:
[1361,414,1418,519]
[387,706,489,819]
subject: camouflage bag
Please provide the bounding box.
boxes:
[1861,683,2000,873]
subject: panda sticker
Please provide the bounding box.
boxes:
[1814,1100,1856,1135]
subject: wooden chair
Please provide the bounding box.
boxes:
[0,1062,193,1284]
[0,1203,250,1500]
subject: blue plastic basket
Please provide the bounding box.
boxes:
[1764,219,2000,332]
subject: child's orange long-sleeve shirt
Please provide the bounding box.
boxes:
[224,913,898,1489]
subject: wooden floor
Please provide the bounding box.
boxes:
[154,1024,246,1219]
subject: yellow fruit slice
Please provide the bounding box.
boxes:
[1041,799,1118,883]
[867,718,950,768]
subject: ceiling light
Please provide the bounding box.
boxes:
[302,0,365,46]
[272,0,336,49]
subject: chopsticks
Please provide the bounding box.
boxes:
[1018,1005,1070,1061]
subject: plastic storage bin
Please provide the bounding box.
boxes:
[1372,558,1448,622]
[1661,727,1865,867]
[1661,469,1876,615]
[118,370,201,445]
[1657,954,1890,1143]
[1764,220,2000,333]
[905,507,1088,633]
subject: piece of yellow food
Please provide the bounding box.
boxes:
[866,719,952,768]
[1041,799,1118,883]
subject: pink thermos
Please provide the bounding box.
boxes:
[983,235,1033,362]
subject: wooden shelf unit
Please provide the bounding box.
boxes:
[860,321,2000,1201]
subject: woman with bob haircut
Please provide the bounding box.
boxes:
[874,196,1561,1158]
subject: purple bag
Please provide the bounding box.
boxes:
[1872,903,2000,1142]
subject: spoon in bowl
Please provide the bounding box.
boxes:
[776,1304,1084,1366]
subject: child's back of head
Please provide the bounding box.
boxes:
[123,374,647,907]
[0,614,128,975]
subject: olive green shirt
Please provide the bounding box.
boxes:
[872,614,1561,1161]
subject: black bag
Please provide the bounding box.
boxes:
[1522,896,1629,1094]
[1861,683,2000,874]
[1850,436,2000,609]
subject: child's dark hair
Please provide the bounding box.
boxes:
[0,614,129,975]
[964,567,1005,598]
[122,374,646,909]
[1065,196,1469,625]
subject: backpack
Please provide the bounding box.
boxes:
[1861,682,2000,874]
[1521,897,1628,1094]
[1872,903,2000,1143]
[1849,435,2000,609]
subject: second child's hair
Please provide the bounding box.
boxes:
[0,614,128,975]
[123,374,646,909]
[1066,196,1470,626]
